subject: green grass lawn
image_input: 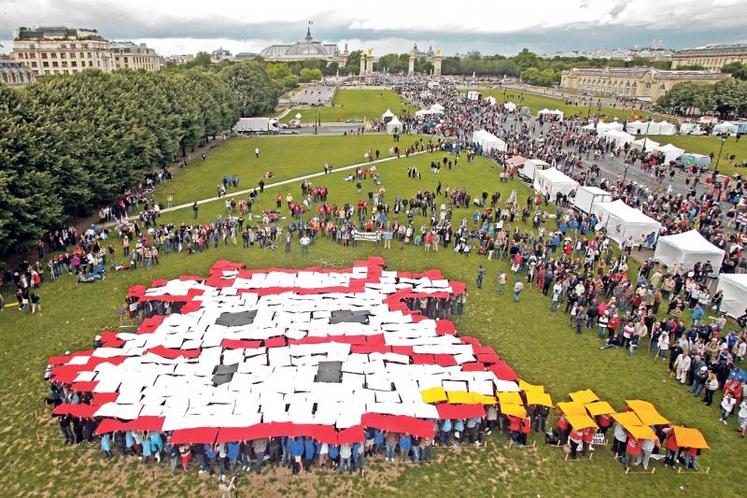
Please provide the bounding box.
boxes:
[281,89,414,123]
[156,134,426,206]
[1,136,744,496]
[462,88,661,122]
[646,135,747,177]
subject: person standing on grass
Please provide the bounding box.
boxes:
[255,147,260,158]
[497,272,507,295]
[703,372,719,406]
[476,265,485,289]
[300,234,310,254]
[737,399,747,437]
[720,392,737,424]
[192,202,199,220]
[513,280,524,302]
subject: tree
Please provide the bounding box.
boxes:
[520,67,559,87]
[722,62,747,80]
[713,77,747,118]
[182,52,212,69]
[220,61,278,116]
[298,68,322,82]
[266,63,298,94]
[654,82,715,116]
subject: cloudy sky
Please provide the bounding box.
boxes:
[1,0,745,56]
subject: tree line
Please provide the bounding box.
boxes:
[0,61,284,254]
[655,78,747,118]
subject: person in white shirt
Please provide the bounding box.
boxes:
[673,352,691,383]
[737,399,747,437]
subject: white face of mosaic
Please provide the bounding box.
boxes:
[55,261,517,432]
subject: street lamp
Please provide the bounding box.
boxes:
[714,133,728,173]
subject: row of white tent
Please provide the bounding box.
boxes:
[472,129,507,153]
[597,129,686,163]
[516,156,744,314]
[414,104,445,117]
[538,108,564,121]
[625,120,678,136]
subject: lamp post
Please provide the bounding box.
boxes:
[714,133,727,173]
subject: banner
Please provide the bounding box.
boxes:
[354,232,379,242]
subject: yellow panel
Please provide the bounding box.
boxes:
[421,387,447,404]
[569,389,599,404]
[519,379,544,393]
[565,414,598,430]
[498,392,523,405]
[672,426,709,449]
[526,391,553,407]
[611,412,644,429]
[501,403,527,418]
[471,393,497,405]
[556,401,587,416]
[627,425,658,440]
[585,401,616,416]
[446,390,474,404]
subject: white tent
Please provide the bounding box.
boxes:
[472,129,507,153]
[600,129,635,148]
[593,199,662,247]
[382,109,395,120]
[656,121,677,135]
[572,186,612,214]
[716,274,747,318]
[625,120,644,134]
[430,103,445,112]
[467,90,481,101]
[520,159,550,181]
[504,102,517,112]
[656,143,685,164]
[415,105,444,117]
[538,109,564,121]
[532,167,579,199]
[386,116,402,134]
[713,121,738,136]
[631,138,660,152]
[486,96,497,105]
[679,123,703,135]
[594,121,624,132]
[653,230,725,272]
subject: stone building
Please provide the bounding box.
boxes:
[560,67,730,101]
[671,43,747,71]
[11,26,160,77]
[0,56,35,86]
[260,27,347,64]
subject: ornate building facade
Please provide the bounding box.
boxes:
[560,67,730,101]
[671,43,747,71]
[260,27,347,64]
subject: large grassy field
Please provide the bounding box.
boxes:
[647,134,747,177]
[282,89,414,123]
[462,88,660,122]
[1,136,744,497]
[157,134,426,206]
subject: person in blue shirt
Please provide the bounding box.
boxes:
[226,442,241,474]
[328,444,339,468]
[373,429,384,455]
[148,432,163,463]
[691,303,705,326]
[398,434,411,462]
[203,444,217,475]
[303,437,316,472]
[100,433,112,459]
[290,437,304,474]
[141,436,152,464]
[440,419,452,445]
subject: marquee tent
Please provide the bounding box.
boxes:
[486,96,497,105]
[656,143,685,164]
[382,109,395,121]
[572,185,612,214]
[716,273,747,318]
[538,108,563,121]
[520,159,550,181]
[677,153,711,171]
[505,155,527,169]
[467,91,481,101]
[653,230,725,272]
[656,121,677,135]
[587,121,624,132]
[679,123,704,135]
[713,121,738,136]
[600,129,635,148]
[532,167,579,198]
[625,120,645,134]
[631,138,660,152]
[472,129,507,153]
[503,102,517,112]
[593,199,662,247]
[386,116,402,134]
[625,120,659,135]
[415,105,444,117]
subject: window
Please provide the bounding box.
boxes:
[52,61,58,67]
[42,61,49,67]
[50,53,57,59]
[71,61,77,68]
[60,52,66,59]
[31,62,37,68]
[41,52,48,59]
[87,52,92,58]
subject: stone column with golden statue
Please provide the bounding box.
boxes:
[433,48,442,78]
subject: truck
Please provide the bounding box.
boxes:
[234,117,280,134]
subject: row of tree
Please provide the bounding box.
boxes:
[655,78,747,118]
[0,61,284,254]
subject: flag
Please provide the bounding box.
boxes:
[507,189,516,204]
